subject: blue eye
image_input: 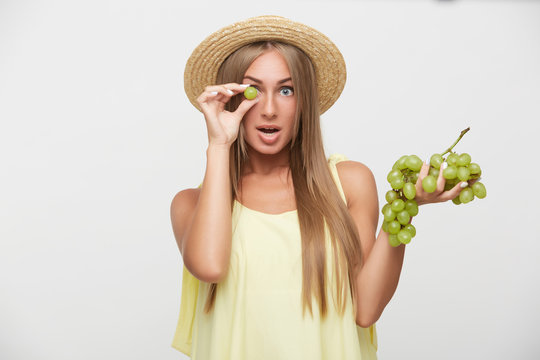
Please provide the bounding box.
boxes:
[280,87,294,96]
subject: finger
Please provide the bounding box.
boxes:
[197,90,224,105]
[436,161,448,193]
[418,159,430,180]
[196,87,233,109]
[233,97,260,119]
[439,181,467,202]
[415,160,430,194]
[225,83,252,92]
[202,85,252,112]
[212,86,235,98]
[204,83,251,97]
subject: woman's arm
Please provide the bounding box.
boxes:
[170,144,233,283]
[336,160,401,328]
[339,159,470,327]
[355,224,405,328]
[171,83,257,284]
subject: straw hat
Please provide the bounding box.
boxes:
[183,15,346,115]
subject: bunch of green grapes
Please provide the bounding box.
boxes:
[382,128,487,247]
[438,152,486,205]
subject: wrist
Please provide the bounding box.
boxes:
[207,143,231,153]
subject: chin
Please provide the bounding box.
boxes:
[245,139,289,155]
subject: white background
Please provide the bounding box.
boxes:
[1,0,539,359]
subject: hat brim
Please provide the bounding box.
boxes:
[184,15,346,115]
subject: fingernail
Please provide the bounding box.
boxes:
[240,84,250,87]
[210,91,218,95]
[441,162,448,170]
[425,159,429,165]
[227,89,234,95]
[460,182,468,188]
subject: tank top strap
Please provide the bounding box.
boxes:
[327,153,349,205]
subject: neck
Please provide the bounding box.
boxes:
[243,144,291,176]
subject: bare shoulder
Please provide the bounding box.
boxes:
[170,187,201,254]
[171,187,201,210]
[334,160,377,208]
[334,160,379,266]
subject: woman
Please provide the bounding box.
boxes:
[170,15,468,359]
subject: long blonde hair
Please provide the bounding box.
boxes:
[202,41,363,320]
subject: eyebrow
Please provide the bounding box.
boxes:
[243,76,292,84]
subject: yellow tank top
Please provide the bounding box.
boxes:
[171,153,378,359]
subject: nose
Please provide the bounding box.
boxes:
[261,92,277,119]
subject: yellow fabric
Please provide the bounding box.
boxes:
[172,153,378,359]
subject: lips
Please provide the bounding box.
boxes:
[256,125,281,134]
[258,128,279,134]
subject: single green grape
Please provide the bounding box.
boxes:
[390,177,404,190]
[394,155,409,171]
[385,190,399,203]
[452,196,462,205]
[430,154,443,169]
[429,168,440,178]
[383,206,397,222]
[457,153,471,166]
[403,223,416,237]
[382,220,390,233]
[397,210,411,225]
[422,175,437,193]
[447,153,458,166]
[405,199,419,216]
[469,163,481,175]
[397,229,412,244]
[387,169,402,183]
[411,172,419,183]
[443,165,458,180]
[405,155,423,172]
[388,220,401,235]
[403,182,416,200]
[457,166,471,181]
[459,187,474,203]
[243,86,258,100]
[472,182,487,199]
[389,234,401,247]
[391,199,405,212]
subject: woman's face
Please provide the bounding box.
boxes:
[241,49,297,155]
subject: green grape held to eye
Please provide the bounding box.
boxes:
[244,86,258,100]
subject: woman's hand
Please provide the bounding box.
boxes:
[415,161,479,206]
[196,83,259,147]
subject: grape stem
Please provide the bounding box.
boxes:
[441,127,470,156]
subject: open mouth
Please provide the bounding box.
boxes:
[256,126,281,143]
[258,128,280,134]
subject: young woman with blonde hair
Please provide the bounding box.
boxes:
[170,15,467,360]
